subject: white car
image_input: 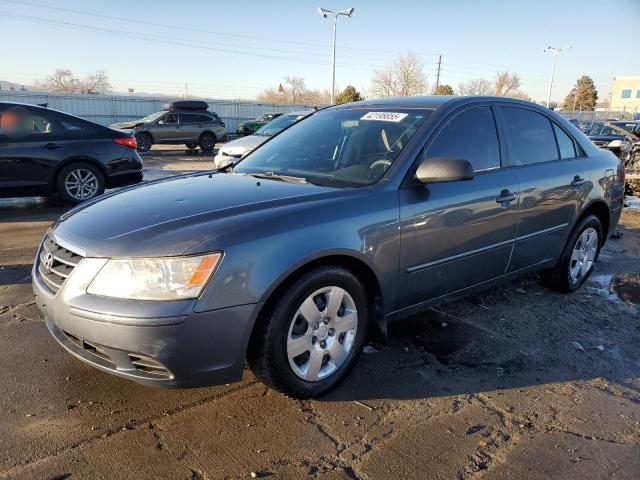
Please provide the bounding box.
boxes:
[214,111,313,168]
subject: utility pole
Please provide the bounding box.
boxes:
[317,7,354,104]
[434,55,442,93]
[543,46,571,109]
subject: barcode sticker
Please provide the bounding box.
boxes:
[360,112,408,122]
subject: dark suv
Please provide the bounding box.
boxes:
[111,101,226,153]
[34,96,624,398]
[0,102,143,203]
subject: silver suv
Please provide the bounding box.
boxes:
[110,101,226,153]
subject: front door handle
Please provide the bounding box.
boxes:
[495,189,517,206]
[42,143,62,150]
[570,176,586,188]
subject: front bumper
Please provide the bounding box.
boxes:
[33,246,262,388]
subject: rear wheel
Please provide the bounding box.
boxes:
[185,142,198,150]
[56,162,105,204]
[248,266,368,398]
[540,215,602,292]
[135,133,152,152]
[199,133,216,151]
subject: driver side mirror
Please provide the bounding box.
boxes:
[415,156,474,184]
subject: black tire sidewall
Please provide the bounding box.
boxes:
[136,133,152,152]
[199,133,215,151]
[56,162,105,204]
[562,215,602,291]
[258,267,369,398]
[185,143,197,149]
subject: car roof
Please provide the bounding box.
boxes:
[330,95,544,110]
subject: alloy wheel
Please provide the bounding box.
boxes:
[569,227,598,282]
[286,286,358,382]
[64,168,99,201]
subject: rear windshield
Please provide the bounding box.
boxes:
[235,108,431,188]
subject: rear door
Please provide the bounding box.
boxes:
[398,104,519,307]
[179,113,210,142]
[0,105,70,197]
[497,105,592,271]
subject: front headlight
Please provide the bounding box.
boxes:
[87,253,222,300]
[607,139,622,148]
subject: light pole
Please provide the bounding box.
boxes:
[543,46,571,109]
[317,6,354,104]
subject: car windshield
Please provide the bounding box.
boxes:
[139,111,165,123]
[254,114,305,136]
[235,108,431,188]
[590,124,622,136]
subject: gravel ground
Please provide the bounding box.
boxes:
[0,153,639,480]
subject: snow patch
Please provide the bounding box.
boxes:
[587,274,621,303]
[625,195,640,210]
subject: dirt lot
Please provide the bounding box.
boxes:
[1,153,639,480]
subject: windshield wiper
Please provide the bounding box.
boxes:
[244,171,308,184]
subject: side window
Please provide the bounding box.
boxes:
[552,123,576,159]
[58,114,100,138]
[424,106,500,172]
[164,114,178,124]
[502,107,559,166]
[621,89,632,99]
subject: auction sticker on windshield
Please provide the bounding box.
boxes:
[361,112,408,122]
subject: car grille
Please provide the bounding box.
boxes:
[38,235,84,294]
[63,330,116,368]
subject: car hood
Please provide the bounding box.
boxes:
[219,135,267,155]
[110,120,145,129]
[52,172,337,257]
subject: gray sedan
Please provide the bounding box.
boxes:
[34,96,624,398]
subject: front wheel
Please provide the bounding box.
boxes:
[135,133,152,152]
[185,142,198,150]
[248,266,369,398]
[540,215,602,293]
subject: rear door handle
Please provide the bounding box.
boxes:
[570,176,586,188]
[495,189,517,206]
[42,143,62,150]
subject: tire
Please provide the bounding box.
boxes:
[185,142,198,150]
[199,132,216,151]
[56,162,105,204]
[135,133,152,152]
[540,215,603,293]
[248,266,369,398]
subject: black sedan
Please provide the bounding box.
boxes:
[0,102,143,203]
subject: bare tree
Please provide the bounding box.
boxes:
[370,51,427,98]
[79,70,111,94]
[458,78,493,96]
[33,68,111,94]
[494,71,521,96]
[257,76,331,105]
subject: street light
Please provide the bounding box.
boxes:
[317,6,354,104]
[543,46,571,109]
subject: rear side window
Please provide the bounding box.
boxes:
[180,113,212,123]
[552,123,576,159]
[502,107,558,166]
[424,106,500,172]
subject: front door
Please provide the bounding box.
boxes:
[399,104,519,308]
[152,113,180,143]
[497,105,592,271]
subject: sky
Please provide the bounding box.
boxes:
[1,0,639,103]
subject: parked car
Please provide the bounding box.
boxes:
[34,96,624,398]
[617,126,640,195]
[214,111,313,168]
[0,102,143,204]
[236,112,283,136]
[588,121,640,157]
[110,101,226,153]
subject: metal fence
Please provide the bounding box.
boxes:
[557,108,640,122]
[0,91,319,132]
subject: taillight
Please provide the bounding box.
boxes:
[113,136,137,149]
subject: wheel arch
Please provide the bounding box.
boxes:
[575,199,611,244]
[250,251,387,346]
